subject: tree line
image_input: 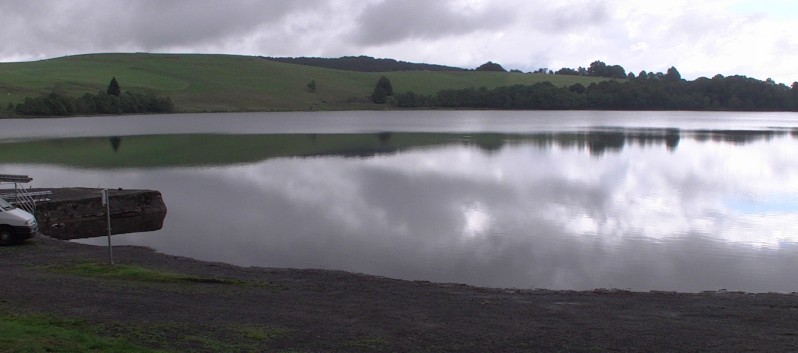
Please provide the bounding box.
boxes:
[390,66,798,111]
[264,55,466,72]
[551,60,629,79]
[9,77,174,117]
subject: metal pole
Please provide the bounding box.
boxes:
[102,189,113,265]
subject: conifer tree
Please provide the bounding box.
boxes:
[107,77,121,96]
[371,76,393,103]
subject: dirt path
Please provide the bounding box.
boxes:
[2,236,797,352]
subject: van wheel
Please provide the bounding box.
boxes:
[0,227,13,246]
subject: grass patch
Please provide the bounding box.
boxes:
[0,310,293,353]
[144,325,291,353]
[46,262,250,286]
[0,312,164,353]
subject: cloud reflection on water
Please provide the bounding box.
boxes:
[3,127,798,292]
[169,135,798,291]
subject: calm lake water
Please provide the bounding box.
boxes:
[2,111,798,292]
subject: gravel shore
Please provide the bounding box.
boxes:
[2,236,797,352]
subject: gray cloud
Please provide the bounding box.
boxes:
[537,1,611,32]
[118,1,310,50]
[350,0,516,46]
[0,0,316,58]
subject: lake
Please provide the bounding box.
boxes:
[2,110,798,292]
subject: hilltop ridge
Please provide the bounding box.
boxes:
[263,55,467,72]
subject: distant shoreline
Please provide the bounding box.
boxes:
[5,53,795,117]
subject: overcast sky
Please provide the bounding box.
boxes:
[2,0,797,83]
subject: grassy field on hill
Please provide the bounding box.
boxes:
[0,53,608,113]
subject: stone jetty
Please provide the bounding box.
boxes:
[32,188,167,240]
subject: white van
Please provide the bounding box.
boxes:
[0,198,38,245]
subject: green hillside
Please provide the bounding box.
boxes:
[0,53,609,112]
